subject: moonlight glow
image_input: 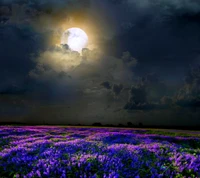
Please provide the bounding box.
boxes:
[61,28,88,53]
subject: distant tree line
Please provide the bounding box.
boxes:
[91,122,143,128]
[1,121,200,130]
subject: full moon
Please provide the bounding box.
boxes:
[61,28,88,53]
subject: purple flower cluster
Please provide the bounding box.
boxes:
[0,126,200,177]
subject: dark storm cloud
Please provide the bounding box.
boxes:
[0,6,10,24]
[100,82,124,97]
[111,83,123,98]
[21,42,138,125]
[139,73,167,102]
[124,73,169,110]
[0,24,45,92]
[123,65,200,127]
[160,96,173,106]
[1,0,200,125]
[0,95,30,119]
[95,0,200,83]
[175,66,200,108]
[0,23,47,123]
[0,0,90,9]
[0,0,91,28]
[121,51,138,68]
[124,85,147,110]
[0,85,27,95]
[93,0,200,36]
[0,0,92,104]
[29,45,137,103]
[101,81,111,90]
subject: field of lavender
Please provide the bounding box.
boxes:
[0,126,200,178]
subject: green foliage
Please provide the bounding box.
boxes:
[145,130,200,138]
[13,173,20,178]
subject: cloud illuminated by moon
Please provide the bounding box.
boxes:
[61,28,88,53]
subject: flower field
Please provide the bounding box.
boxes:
[0,126,200,178]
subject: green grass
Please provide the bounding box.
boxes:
[144,130,200,137]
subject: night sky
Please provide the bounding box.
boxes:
[0,0,200,126]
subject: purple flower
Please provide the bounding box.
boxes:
[36,170,41,177]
